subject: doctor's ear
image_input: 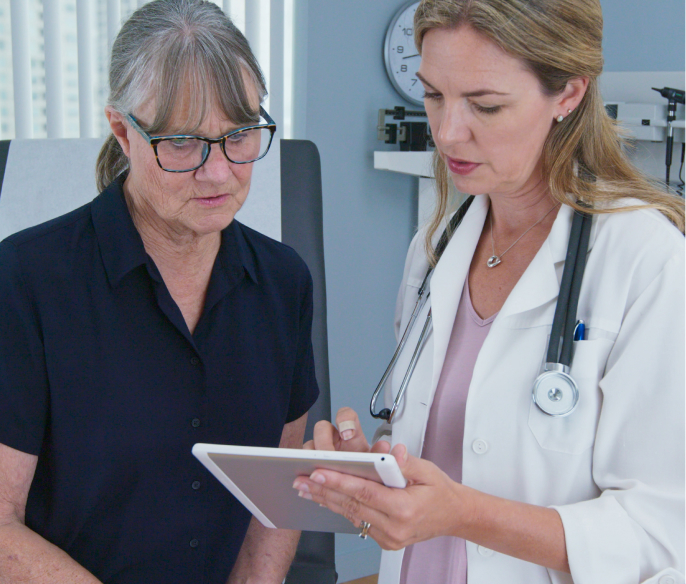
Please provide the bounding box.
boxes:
[554,77,589,120]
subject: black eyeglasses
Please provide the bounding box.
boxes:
[126,106,277,173]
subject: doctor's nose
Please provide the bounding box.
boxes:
[434,104,472,147]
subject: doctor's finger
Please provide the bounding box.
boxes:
[335,407,370,450]
[309,469,398,516]
[311,420,339,451]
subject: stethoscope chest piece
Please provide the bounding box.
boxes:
[532,364,579,417]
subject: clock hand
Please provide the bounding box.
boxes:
[403,54,420,59]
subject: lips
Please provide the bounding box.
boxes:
[446,156,481,176]
[195,194,230,207]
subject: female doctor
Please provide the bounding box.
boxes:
[294,0,685,583]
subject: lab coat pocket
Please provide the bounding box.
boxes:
[528,339,612,454]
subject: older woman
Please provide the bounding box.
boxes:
[0,1,317,583]
[295,1,684,583]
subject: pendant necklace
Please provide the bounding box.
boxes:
[487,203,560,268]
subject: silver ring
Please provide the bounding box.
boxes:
[358,520,371,539]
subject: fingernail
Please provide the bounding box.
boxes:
[298,491,313,500]
[293,481,309,493]
[341,429,354,441]
[310,472,325,484]
[319,504,327,508]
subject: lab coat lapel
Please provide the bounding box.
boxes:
[497,203,576,324]
[429,196,489,390]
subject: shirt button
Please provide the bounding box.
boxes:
[190,357,200,366]
[658,577,676,584]
[191,418,201,428]
[192,481,201,490]
[477,545,494,557]
[190,539,199,548]
[472,439,489,454]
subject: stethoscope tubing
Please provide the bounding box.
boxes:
[369,197,475,421]
[370,197,592,422]
[546,210,592,367]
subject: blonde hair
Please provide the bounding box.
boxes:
[414,0,685,263]
[96,0,266,192]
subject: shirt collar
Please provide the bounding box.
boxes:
[91,173,258,288]
[91,173,148,288]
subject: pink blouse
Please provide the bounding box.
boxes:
[399,280,497,584]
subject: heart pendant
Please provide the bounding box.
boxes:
[486,255,501,268]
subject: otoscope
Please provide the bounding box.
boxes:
[652,87,685,186]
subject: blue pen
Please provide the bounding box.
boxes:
[573,320,586,341]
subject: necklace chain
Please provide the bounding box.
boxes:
[487,203,560,268]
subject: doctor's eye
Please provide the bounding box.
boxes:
[474,104,502,115]
[423,91,442,101]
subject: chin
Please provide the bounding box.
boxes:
[193,214,236,235]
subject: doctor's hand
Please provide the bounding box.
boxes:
[304,407,387,454]
[293,443,468,551]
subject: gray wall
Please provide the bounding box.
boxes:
[295,1,418,580]
[602,0,685,71]
[295,1,684,581]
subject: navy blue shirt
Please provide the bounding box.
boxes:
[0,175,319,583]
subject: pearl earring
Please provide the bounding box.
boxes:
[556,115,564,123]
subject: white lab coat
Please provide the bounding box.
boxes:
[375,195,685,584]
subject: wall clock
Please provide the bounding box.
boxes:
[383,1,423,106]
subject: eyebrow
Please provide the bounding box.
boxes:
[415,72,511,98]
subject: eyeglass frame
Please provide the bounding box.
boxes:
[125,106,277,173]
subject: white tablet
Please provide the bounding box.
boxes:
[192,444,406,534]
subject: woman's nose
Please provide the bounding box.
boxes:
[196,142,232,183]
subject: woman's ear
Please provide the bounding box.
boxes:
[555,77,590,119]
[105,106,131,158]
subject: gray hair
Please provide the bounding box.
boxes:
[96,0,266,191]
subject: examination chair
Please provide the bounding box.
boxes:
[0,138,337,584]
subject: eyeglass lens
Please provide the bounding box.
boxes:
[155,127,270,171]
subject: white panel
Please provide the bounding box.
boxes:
[269,0,284,137]
[244,1,261,66]
[225,0,245,32]
[0,139,104,239]
[291,0,308,139]
[107,0,121,49]
[599,71,685,104]
[234,138,281,241]
[259,0,270,113]
[283,0,294,138]
[43,0,65,138]
[76,0,95,138]
[10,0,33,138]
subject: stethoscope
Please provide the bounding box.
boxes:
[370,196,593,424]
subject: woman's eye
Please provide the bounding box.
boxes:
[227,132,246,143]
[170,138,191,147]
[474,104,502,115]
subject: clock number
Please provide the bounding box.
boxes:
[400,65,408,73]
[411,78,418,86]
[403,27,413,36]
[397,46,404,54]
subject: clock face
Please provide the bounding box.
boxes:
[384,1,423,106]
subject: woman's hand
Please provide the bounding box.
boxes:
[293,443,469,551]
[303,407,376,454]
